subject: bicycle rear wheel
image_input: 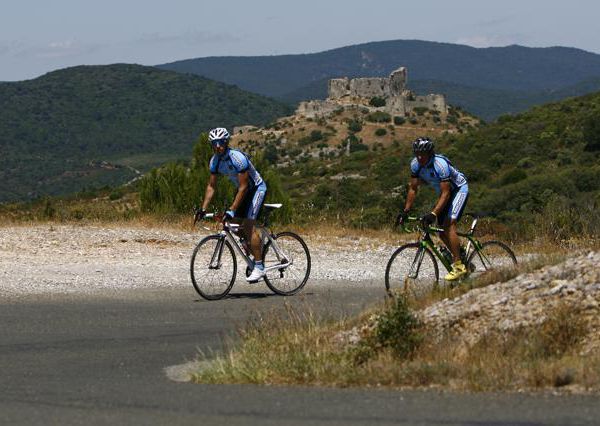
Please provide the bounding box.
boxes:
[263,231,311,296]
[190,235,237,300]
[385,243,439,297]
[466,240,517,280]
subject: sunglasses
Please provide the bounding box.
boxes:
[211,139,228,147]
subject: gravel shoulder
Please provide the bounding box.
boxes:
[0,223,398,298]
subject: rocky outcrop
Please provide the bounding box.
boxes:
[422,251,600,354]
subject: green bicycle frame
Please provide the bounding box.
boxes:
[405,220,487,273]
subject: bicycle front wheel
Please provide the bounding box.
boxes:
[385,243,439,297]
[466,240,517,279]
[263,232,311,296]
[190,235,237,300]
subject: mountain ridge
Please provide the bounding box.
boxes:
[157,39,600,96]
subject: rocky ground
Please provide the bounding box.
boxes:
[421,251,600,354]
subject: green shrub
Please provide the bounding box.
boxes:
[394,115,406,126]
[366,111,391,123]
[263,144,278,164]
[109,189,124,200]
[517,157,534,168]
[446,115,458,125]
[583,113,600,151]
[310,130,323,142]
[375,128,387,137]
[373,295,423,358]
[347,119,363,133]
[500,169,527,185]
[369,97,386,107]
[350,206,387,229]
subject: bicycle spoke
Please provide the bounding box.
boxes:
[191,236,236,300]
[466,240,517,280]
[263,232,310,295]
[385,243,439,298]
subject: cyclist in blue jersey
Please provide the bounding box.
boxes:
[396,137,469,281]
[197,127,268,282]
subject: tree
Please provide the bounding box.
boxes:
[583,114,600,152]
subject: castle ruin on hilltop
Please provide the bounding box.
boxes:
[296,67,447,118]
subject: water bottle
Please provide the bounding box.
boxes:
[438,245,453,264]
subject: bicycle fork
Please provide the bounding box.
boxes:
[408,246,427,279]
[208,236,227,270]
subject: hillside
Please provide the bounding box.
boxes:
[220,90,600,237]
[0,64,291,202]
[157,40,600,119]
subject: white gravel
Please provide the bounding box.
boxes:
[0,224,397,298]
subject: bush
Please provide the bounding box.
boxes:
[349,141,369,153]
[369,96,386,107]
[394,116,405,125]
[583,113,600,151]
[366,111,391,123]
[500,169,527,185]
[350,206,387,229]
[347,119,362,133]
[310,130,323,142]
[372,295,422,358]
[446,115,458,125]
[109,189,124,200]
[375,128,387,137]
[263,144,278,164]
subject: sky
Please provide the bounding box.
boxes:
[1,0,599,82]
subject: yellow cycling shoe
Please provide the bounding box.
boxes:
[445,261,468,281]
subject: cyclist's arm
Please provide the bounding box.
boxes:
[230,171,250,212]
[201,174,218,210]
[432,180,451,216]
[403,177,419,212]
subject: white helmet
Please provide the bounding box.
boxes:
[208,127,230,144]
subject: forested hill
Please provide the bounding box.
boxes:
[157,40,600,97]
[0,64,291,202]
[268,89,600,234]
[438,90,600,228]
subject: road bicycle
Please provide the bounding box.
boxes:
[190,203,311,300]
[385,214,517,296]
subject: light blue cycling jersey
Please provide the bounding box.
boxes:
[209,148,264,188]
[410,154,467,194]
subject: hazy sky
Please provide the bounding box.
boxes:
[1,0,599,81]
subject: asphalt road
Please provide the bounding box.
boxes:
[1,283,599,425]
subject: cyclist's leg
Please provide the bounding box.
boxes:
[443,186,469,280]
[244,183,267,262]
[233,189,253,252]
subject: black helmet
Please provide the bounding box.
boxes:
[412,137,434,154]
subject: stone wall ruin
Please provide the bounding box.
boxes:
[296,67,446,118]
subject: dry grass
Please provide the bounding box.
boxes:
[191,247,600,393]
[192,296,600,393]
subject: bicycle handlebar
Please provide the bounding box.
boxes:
[193,210,243,234]
[400,216,444,234]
